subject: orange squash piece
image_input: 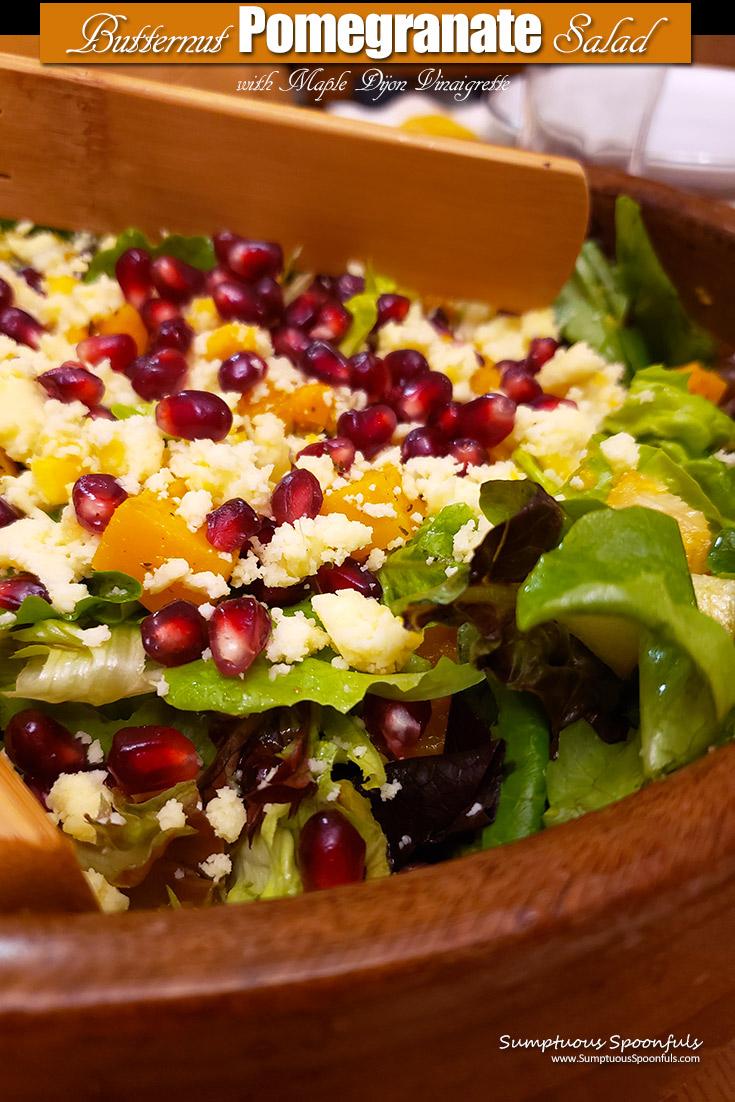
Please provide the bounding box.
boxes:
[470,363,502,395]
[241,382,337,433]
[95,303,148,355]
[675,363,727,406]
[607,471,711,574]
[322,467,423,559]
[92,493,234,612]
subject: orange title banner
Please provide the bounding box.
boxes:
[41,4,691,65]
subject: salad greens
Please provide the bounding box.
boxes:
[84,228,215,282]
[554,196,717,376]
[3,195,735,912]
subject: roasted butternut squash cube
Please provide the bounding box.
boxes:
[95,303,147,355]
[607,471,711,574]
[241,382,338,434]
[323,467,423,558]
[92,492,233,611]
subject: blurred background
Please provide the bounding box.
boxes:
[3,34,734,200]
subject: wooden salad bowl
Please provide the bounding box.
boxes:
[2,56,735,1102]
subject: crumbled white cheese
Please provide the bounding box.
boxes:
[205,786,247,843]
[47,770,109,844]
[311,590,420,674]
[379,780,403,802]
[86,739,104,765]
[599,432,640,474]
[83,869,130,914]
[78,625,112,648]
[265,608,330,664]
[199,853,232,883]
[143,558,190,594]
[156,798,187,832]
[258,514,372,587]
[176,489,213,532]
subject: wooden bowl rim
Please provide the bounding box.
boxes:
[2,166,735,1013]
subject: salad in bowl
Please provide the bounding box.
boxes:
[0,197,733,913]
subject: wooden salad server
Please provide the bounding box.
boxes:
[0,52,588,312]
[0,754,98,913]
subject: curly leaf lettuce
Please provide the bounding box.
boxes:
[378,504,474,615]
[165,651,484,715]
[544,721,645,827]
[518,507,735,776]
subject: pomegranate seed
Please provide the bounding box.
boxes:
[526,337,559,374]
[0,277,13,310]
[429,400,462,439]
[349,351,391,402]
[298,810,366,891]
[296,436,355,473]
[141,600,208,667]
[336,273,365,301]
[256,516,277,546]
[301,340,351,385]
[20,267,44,294]
[140,297,181,332]
[0,497,21,528]
[272,327,311,365]
[502,364,542,405]
[206,498,260,552]
[108,725,201,795]
[393,371,452,422]
[309,301,351,342]
[450,437,489,471]
[312,275,338,299]
[458,393,516,449]
[150,255,205,304]
[0,573,50,610]
[126,348,188,401]
[77,332,137,373]
[337,405,397,457]
[225,239,283,281]
[4,709,86,782]
[208,597,271,676]
[115,247,153,308]
[213,230,240,267]
[72,474,128,533]
[253,276,284,327]
[315,560,381,600]
[384,349,430,385]
[532,395,578,411]
[37,363,104,408]
[85,405,116,421]
[376,293,410,328]
[213,280,266,324]
[248,578,312,607]
[363,696,431,760]
[285,293,320,331]
[0,306,43,348]
[429,306,453,336]
[271,468,323,526]
[218,350,267,395]
[149,316,193,354]
[156,391,233,441]
[401,426,448,461]
[206,267,241,295]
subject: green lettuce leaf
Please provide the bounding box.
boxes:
[708,527,735,578]
[544,720,645,827]
[480,679,549,847]
[7,623,153,706]
[604,367,735,454]
[74,780,199,888]
[339,267,398,357]
[85,228,215,282]
[553,196,716,375]
[553,240,648,375]
[227,778,389,903]
[13,571,144,627]
[318,708,386,790]
[518,507,735,776]
[165,651,484,715]
[615,194,717,369]
[378,504,474,615]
